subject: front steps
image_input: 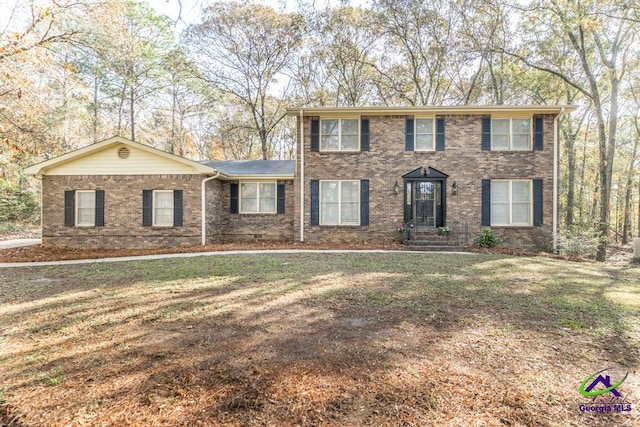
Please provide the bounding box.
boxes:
[403,231,466,252]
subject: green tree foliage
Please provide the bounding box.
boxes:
[0,179,37,222]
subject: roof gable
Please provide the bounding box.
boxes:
[24,136,215,176]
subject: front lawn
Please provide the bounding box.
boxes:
[1,253,638,425]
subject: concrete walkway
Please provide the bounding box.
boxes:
[0,238,41,249]
[0,248,474,268]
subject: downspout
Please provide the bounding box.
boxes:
[201,172,220,245]
[299,109,305,242]
[37,175,43,244]
[553,107,565,252]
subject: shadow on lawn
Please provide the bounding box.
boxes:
[1,253,639,425]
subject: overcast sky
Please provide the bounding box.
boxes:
[146,0,373,33]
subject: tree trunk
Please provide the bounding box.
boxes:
[130,86,135,141]
[591,171,600,224]
[117,85,127,136]
[578,136,588,224]
[622,134,639,244]
[93,74,99,143]
[564,129,576,227]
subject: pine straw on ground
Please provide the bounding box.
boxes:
[0,240,406,263]
[2,239,631,264]
[1,253,638,426]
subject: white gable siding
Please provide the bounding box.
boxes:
[45,144,199,175]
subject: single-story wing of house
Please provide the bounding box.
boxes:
[24,105,575,250]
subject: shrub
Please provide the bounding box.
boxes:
[475,228,501,248]
[558,225,601,258]
[0,179,38,223]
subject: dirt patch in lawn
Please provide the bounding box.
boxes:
[1,253,638,426]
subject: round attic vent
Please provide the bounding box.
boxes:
[117,147,130,159]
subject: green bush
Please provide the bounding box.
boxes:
[558,225,601,258]
[0,179,38,223]
[475,228,502,248]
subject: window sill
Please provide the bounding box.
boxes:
[238,212,278,215]
[317,150,362,154]
[488,149,533,153]
[490,225,536,229]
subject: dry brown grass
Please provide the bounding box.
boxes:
[1,253,639,426]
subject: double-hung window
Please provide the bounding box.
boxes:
[320,180,360,225]
[491,180,532,226]
[491,118,531,150]
[240,182,277,213]
[75,190,96,226]
[320,119,359,151]
[415,118,435,151]
[153,190,174,226]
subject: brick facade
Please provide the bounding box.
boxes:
[295,114,557,250]
[206,180,295,242]
[35,110,559,251]
[43,175,203,249]
[43,175,296,248]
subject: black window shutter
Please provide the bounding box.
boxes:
[481,179,491,226]
[277,183,285,214]
[360,118,370,151]
[173,190,183,227]
[64,190,75,227]
[230,183,239,214]
[436,117,445,151]
[311,118,320,152]
[142,190,153,227]
[533,179,543,226]
[533,116,544,151]
[481,116,491,150]
[360,180,369,226]
[310,180,319,226]
[95,189,105,227]
[405,118,414,151]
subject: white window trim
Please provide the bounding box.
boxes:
[491,118,532,151]
[414,117,435,152]
[490,179,533,226]
[239,182,277,214]
[152,190,174,227]
[319,118,361,152]
[319,180,361,226]
[75,190,96,227]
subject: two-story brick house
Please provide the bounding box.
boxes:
[287,105,574,250]
[24,105,573,251]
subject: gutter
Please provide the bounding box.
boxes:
[553,107,566,252]
[299,109,305,242]
[201,172,220,245]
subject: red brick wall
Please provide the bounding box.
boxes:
[295,114,557,250]
[207,180,295,242]
[42,175,203,248]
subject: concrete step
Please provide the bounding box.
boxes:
[405,244,465,252]
[405,239,459,246]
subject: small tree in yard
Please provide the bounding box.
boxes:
[0,179,38,223]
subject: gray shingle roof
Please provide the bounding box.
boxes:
[204,160,295,177]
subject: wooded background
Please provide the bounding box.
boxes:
[0,0,638,259]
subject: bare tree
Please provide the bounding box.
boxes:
[183,2,304,159]
[504,0,639,260]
